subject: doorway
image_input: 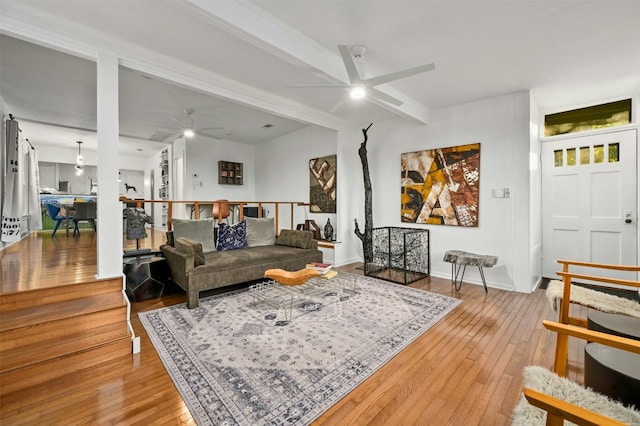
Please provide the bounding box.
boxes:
[541,129,638,282]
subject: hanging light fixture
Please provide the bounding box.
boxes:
[183,109,195,138]
[75,140,84,175]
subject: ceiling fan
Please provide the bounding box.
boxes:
[291,44,435,111]
[168,109,224,141]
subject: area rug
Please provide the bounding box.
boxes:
[139,272,461,425]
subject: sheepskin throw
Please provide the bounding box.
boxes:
[512,366,640,425]
[546,280,640,318]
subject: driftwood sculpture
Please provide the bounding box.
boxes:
[354,123,374,263]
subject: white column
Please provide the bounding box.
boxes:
[96,51,123,279]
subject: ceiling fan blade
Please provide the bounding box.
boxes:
[286,84,350,88]
[197,131,221,140]
[164,132,183,143]
[364,63,435,87]
[170,115,186,128]
[198,126,224,131]
[369,88,404,106]
[338,45,362,85]
[329,97,347,113]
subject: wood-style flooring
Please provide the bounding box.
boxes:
[0,230,588,425]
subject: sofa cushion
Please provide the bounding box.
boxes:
[276,229,314,249]
[217,221,248,251]
[202,245,317,270]
[173,218,216,252]
[175,237,205,266]
[245,217,276,247]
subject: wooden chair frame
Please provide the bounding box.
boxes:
[523,320,640,426]
[552,259,639,376]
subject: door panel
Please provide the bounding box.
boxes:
[542,129,637,284]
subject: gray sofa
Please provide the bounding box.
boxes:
[161,223,323,308]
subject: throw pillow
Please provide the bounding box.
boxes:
[172,218,215,252]
[276,229,313,249]
[245,217,276,247]
[174,237,206,266]
[217,221,248,251]
[165,231,175,247]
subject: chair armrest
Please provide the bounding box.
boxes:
[523,388,627,426]
[542,320,640,354]
[161,244,195,290]
[556,259,640,272]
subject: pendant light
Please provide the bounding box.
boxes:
[75,140,84,175]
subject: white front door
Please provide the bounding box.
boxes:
[542,129,638,282]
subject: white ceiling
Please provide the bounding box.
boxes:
[1,1,639,159]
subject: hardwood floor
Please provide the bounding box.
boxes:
[0,231,588,425]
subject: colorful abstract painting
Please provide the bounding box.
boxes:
[309,154,336,213]
[401,143,480,226]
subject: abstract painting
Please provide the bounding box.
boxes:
[401,143,480,226]
[309,154,336,213]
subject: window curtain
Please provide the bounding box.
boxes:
[1,119,21,242]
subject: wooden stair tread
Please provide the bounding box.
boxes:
[0,292,126,333]
[0,277,122,313]
[0,337,132,397]
[0,321,131,373]
[0,305,127,352]
[0,350,134,413]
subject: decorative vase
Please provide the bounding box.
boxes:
[324,218,333,241]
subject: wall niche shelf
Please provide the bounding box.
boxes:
[218,161,243,185]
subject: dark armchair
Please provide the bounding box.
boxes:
[70,202,97,236]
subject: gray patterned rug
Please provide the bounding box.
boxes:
[140,272,461,425]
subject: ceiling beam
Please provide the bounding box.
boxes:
[185,0,431,124]
[0,1,350,132]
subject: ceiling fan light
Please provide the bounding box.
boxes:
[350,85,366,100]
[183,128,195,138]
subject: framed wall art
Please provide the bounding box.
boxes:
[401,143,480,227]
[309,154,336,213]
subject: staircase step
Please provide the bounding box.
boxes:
[0,277,122,313]
[0,291,126,333]
[0,305,127,352]
[0,351,132,416]
[1,321,131,373]
[0,336,131,396]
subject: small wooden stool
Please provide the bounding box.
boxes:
[264,268,321,286]
[443,250,497,293]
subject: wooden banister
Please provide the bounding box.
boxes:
[119,198,307,232]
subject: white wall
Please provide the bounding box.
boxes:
[254,92,539,292]
[33,143,153,171]
[183,136,256,203]
[336,126,372,266]
[255,126,338,233]
[337,91,534,292]
[529,95,542,291]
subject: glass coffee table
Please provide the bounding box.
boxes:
[248,272,357,325]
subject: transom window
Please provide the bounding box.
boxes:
[544,99,632,137]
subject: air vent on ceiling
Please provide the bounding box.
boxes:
[148,131,174,142]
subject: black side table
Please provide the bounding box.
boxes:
[124,256,172,302]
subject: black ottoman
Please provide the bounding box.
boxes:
[588,310,640,340]
[584,343,640,408]
[124,256,172,302]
